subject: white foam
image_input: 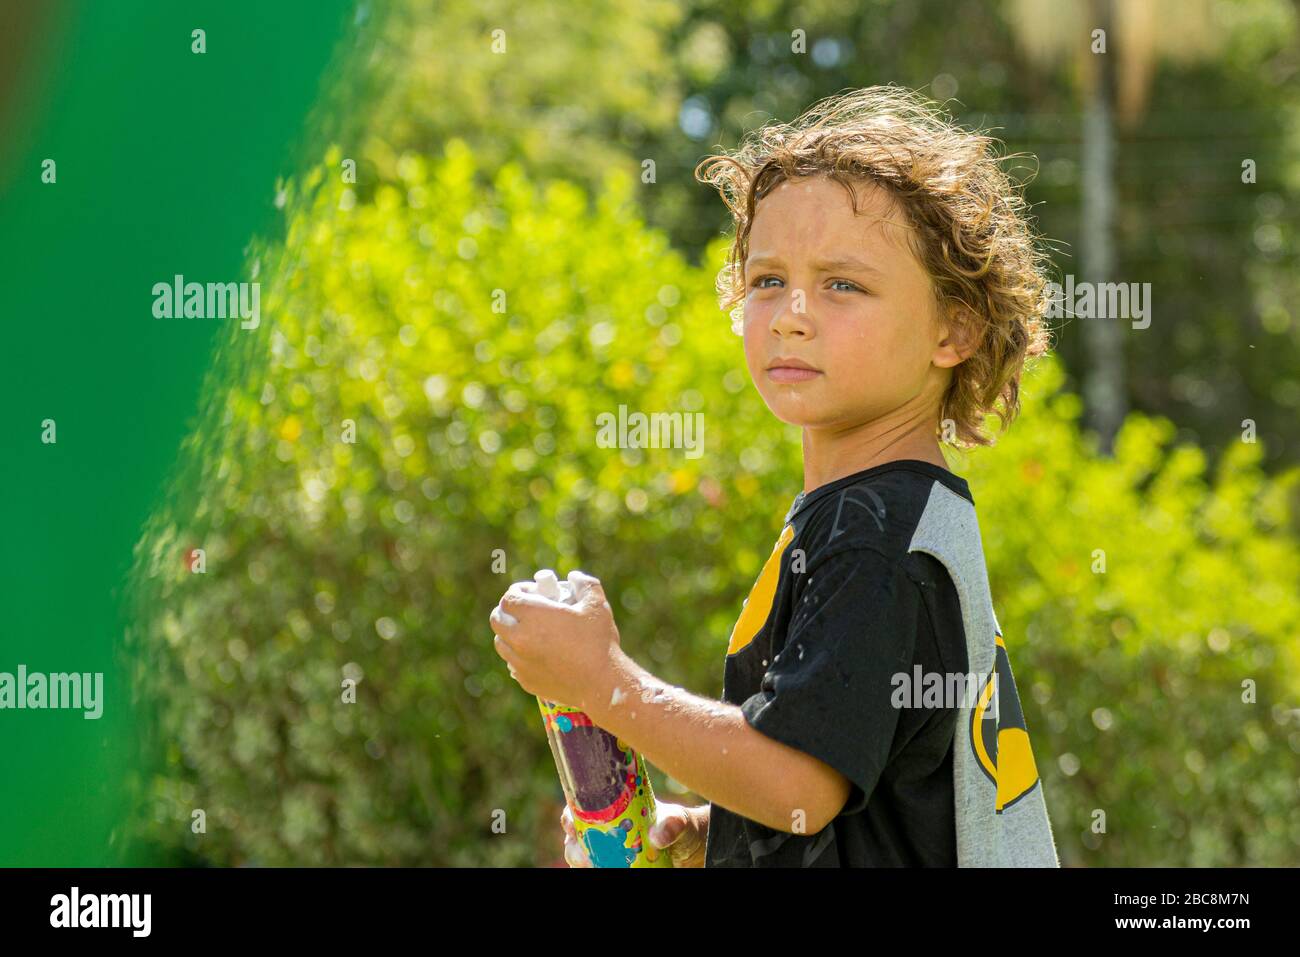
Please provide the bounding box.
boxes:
[531,568,585,605]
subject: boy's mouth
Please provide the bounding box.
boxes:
[767,356,822,383]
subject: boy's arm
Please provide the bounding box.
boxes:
[586,647,852,835]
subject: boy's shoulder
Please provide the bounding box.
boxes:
[785,459,976,575]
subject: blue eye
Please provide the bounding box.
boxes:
[750,276,865,293]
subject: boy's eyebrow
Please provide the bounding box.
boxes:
[745,254,886,278]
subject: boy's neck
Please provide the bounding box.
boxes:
[800,415,949,495]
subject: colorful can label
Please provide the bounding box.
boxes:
[538,698,671,868]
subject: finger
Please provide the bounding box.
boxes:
[649,815,684,848]
[571,574,610,610]
[564,837,591,868]
[567,570,602,596]
[507,577,579,608]
[491,633,519,667]
[560,806,575,838]
[488,604,519,633]
[500,587,557,615]
[674,808,707,859]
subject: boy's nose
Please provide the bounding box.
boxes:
[770,304,813,336]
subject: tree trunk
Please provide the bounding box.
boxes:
[1081,0,1126,453]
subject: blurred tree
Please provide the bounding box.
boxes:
[295,0,690,224]
[1008,0,1228,451]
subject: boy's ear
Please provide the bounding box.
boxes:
[932,304,980,369]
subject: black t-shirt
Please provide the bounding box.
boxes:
[704,459,974,867]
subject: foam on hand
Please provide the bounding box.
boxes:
[533,568,586,605]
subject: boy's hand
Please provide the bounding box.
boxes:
[489,571,623,712]
[559,804,592,867]
[560,801,710,868]
[648,801,710,867]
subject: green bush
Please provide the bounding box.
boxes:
[127,139,1300,866]
[956,363,1300,865]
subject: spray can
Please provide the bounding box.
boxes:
[531,569,670,868]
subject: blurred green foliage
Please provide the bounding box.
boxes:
[127,132,1300,865]
[957,365,1300,865]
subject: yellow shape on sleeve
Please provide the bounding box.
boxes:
[726,523,795,656]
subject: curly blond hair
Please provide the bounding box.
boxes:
[694,84,1053,450]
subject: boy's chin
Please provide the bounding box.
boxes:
[758,393,866,431]
[757,397,822,429]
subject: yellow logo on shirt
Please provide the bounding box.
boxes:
[726,523,794,656]
[971,633,1042,812]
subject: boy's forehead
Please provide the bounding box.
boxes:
[749,176,915,262]
[767,173,892,206]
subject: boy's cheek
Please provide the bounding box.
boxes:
[741,340,767,381]
[743,317,779,357]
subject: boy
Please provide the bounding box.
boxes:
[490,85,1059,867]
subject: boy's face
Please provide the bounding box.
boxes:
[742,175,957,431]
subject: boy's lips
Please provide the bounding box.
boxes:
[767,356,822,383]
[768,367,821,383]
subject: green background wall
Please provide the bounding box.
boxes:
[0,0,354,866]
